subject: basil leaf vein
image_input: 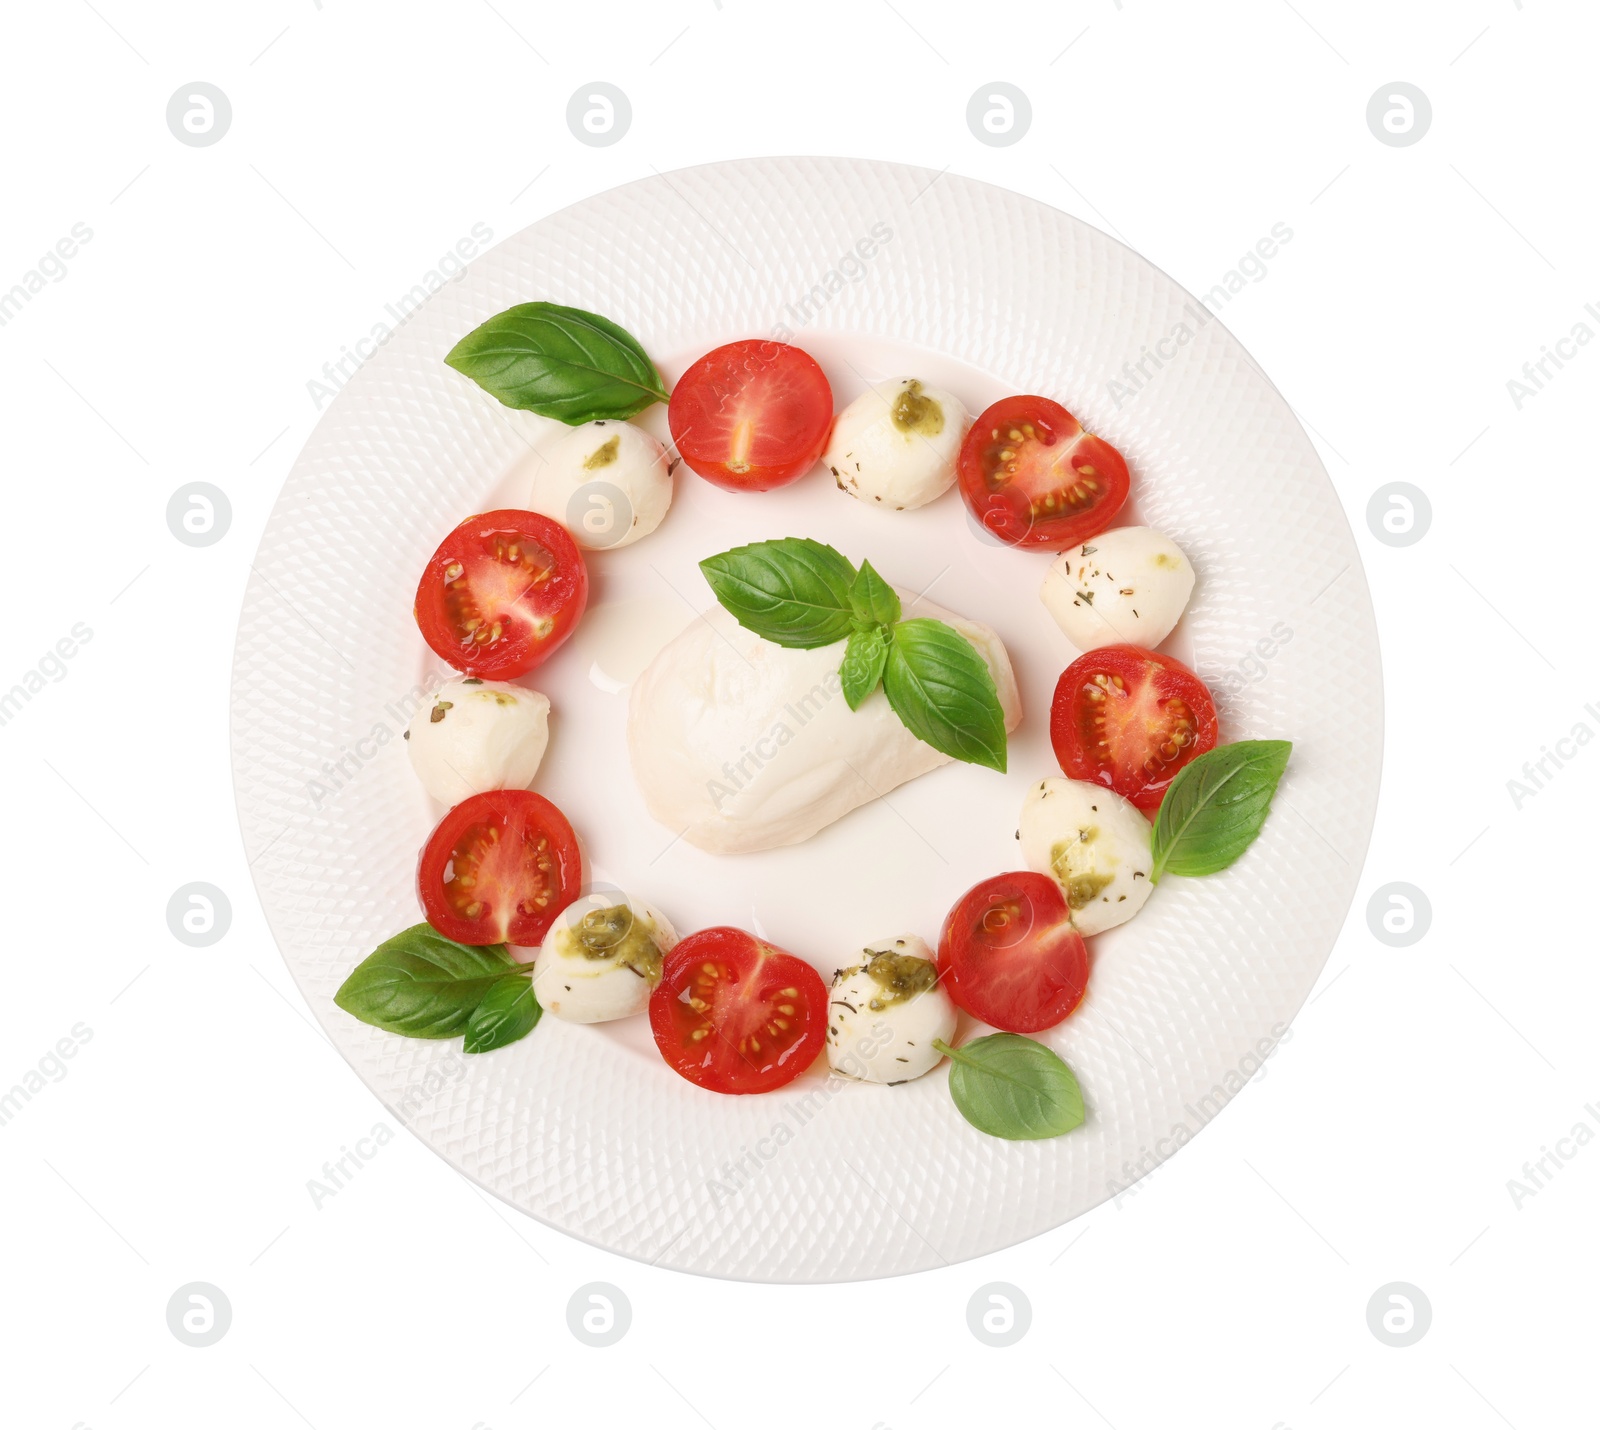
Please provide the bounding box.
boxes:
[334,924,523,1039]
[699,538,859,648]
[839,625,890,710]
[444,301,670,423]
[934,1034,1085,1140]
[882,618,1008,772]
[463,973,542,1054]
[1150,739,1293,882]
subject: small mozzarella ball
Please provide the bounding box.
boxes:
[824,378,970,512]
[825,936,956,1084]
[529,419,672,550]
[405,678,549,805]
[531,892,678,1024]
[1040,527,1196,651]
[1019,777,1154,936]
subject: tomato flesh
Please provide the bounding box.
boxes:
[417,790,582,947]
[958,395,1129,549]
[1050,644,1219,811]
[414,510,587,679]
[938,872,1088,1033]
[667,340,834,492]
[649,927,827,1094]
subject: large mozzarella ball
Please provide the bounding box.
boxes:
[825,936,956,1084]
[405,677,549,805]
[1040,527,1196,651]
[1019,777,1154,935]
[824,378,971,512]
[530,892,678,1024]
[528,419,672,550]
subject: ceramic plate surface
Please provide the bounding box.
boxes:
[231,157,1381,1282]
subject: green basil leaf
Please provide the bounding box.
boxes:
[882,618,1008,772]
[334,924,521,1039]
[1149,740,1293,883]
[699,538,859,648]
[934,1034,1085,1140]
[839,625,890,710]
[444,301,670,423]
[848,559,902,628]
[463,973,542,1054]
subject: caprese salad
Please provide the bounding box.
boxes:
[332,300,1293,1143]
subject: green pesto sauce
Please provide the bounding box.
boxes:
[583,435,621,470]
[565,904,663,981]
[890,380,944,437]
[860,950,937,1012]
[1051,831,1114,910]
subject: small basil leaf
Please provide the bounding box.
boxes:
[848,559,902,628]
[882,618,1008,772]
[334,924,520,1039]
[444,301,670,423]
[839,625,890,710]
[699,538,859,648]
[934,1034,1085,1140]
[1150,740,1293,883]
[463,973,542,1054]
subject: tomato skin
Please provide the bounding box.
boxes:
[667,340,834,492]
[957,395,1129,550]
[414,509,588,679]
[938,872,1089,1034]
[1050,644,1219,812]
[417,790,582,947]
[649,927,827,1094]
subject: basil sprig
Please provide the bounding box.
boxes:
[444,301,670,424]
[698,539,1008,771]
[335,924,542,1054]
[934,1034,1085,1140]
[1150,740,1293,883]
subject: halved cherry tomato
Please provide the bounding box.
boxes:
[958,395,1129,549]
[938,872,1088,1033]
[1051,644,1219,812]
[649,927,827,1094]
[414,510,587,679]
[418,789,582,947]
[667,340,834,492]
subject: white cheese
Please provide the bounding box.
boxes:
[528,419,673,550]
[825,936,956,1084]
[405,677,549,806]
[1039,527,1195,651]
[1018,777,1154,935]
[824,378,971,511]
[627,590,1021,853]
[530,892,678,1024]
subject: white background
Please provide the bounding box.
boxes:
[2,1,1594,1426]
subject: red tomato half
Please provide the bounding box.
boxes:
[938,872,1089,1034]
[417,790,582,947]
[958,395,1129,549]
[649,927,827,1094]
[414,510,587,679]
[1050,644,1219,812]
[667,340,834,492]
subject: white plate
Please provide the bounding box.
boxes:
[230,157,1381,1282]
